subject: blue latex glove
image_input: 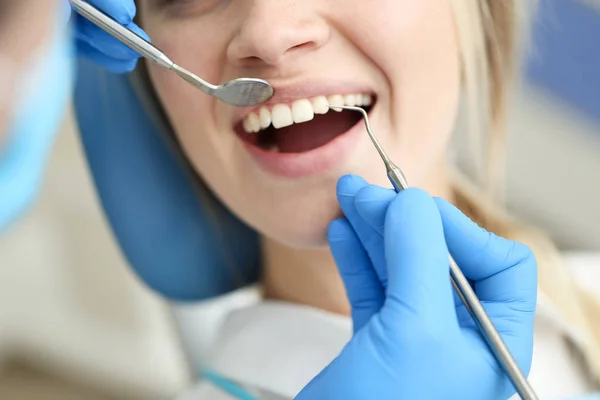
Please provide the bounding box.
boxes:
[67,0,149,73]
[296,175,537,400]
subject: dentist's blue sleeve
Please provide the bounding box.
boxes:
[73,60,261,301]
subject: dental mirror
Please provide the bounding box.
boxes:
[70,0,275,107]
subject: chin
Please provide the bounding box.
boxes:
[256,197,343,249]
[266,224,332,250]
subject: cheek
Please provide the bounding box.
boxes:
[144,25,217,120]
[144,36,255,239]
[147,65,213,153]
[141,14,232,87]
[148,64,240,188]
[141,15,229,132]
[144,22,234,173]
[360,1,461,181]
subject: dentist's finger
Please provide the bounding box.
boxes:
[87,0,136,25]
[381,189,458,329]
[336,175,387,286]
[354,184,395,236]
[355,185,466,309]
[434,197,537,374]
[433,198,537,307]
[74,17,149,60]
[328,219,384,333]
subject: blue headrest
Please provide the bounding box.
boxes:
[73,59,261,301]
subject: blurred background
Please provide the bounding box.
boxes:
[0,0,599,399]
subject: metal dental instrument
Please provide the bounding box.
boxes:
[331,105,539,400]
[69,0,274,107]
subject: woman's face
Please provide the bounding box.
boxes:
[138,0,461,247]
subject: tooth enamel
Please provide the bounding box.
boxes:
[328,95,344,111]
[312,96,329,114]
[243,117,252,133]
[242,93,374,133]
[271,104,294,129]
[292,99,314,123]
[259,107,271,129]
[344,94,356,107]
[354,94,365,107]
[246,112,260,133]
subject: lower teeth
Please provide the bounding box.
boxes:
[267,144,280,153]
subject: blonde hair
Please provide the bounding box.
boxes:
[451,0,600,384]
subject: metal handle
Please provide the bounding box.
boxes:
[388,167,538,400]
[449,258,538,399]
[69,0,174,69]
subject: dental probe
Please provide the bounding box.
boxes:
[331,105,539,400]
[69,0,274,107]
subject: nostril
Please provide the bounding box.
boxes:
[246,56,262,62]
[290,41,319,53]
[227,14,330,68]
[241,56,265,67]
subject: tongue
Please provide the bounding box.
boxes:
[273,111,359,153]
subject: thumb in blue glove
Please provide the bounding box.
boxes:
[66,0,149,73]
[296,175,537,400]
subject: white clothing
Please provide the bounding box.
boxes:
[174,253,600,400]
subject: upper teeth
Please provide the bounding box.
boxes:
[242,94,373,134]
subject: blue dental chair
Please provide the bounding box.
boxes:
[73,59,261,302]
[73,58,263,375]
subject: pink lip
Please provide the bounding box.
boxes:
[232,79,375,125]
[240,106,374,179]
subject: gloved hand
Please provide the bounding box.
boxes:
[67,0,149,73]
[296,175,537,400]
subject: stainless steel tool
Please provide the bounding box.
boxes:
[69,0,274,107]
[332,105,539,400]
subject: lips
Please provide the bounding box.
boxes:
[233,90,376,179]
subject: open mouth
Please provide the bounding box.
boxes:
[234,94,376,154]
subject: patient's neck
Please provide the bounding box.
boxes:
[262,239,351,315]
[262,163,453,316]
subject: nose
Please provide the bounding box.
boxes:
[227,1,330,68]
